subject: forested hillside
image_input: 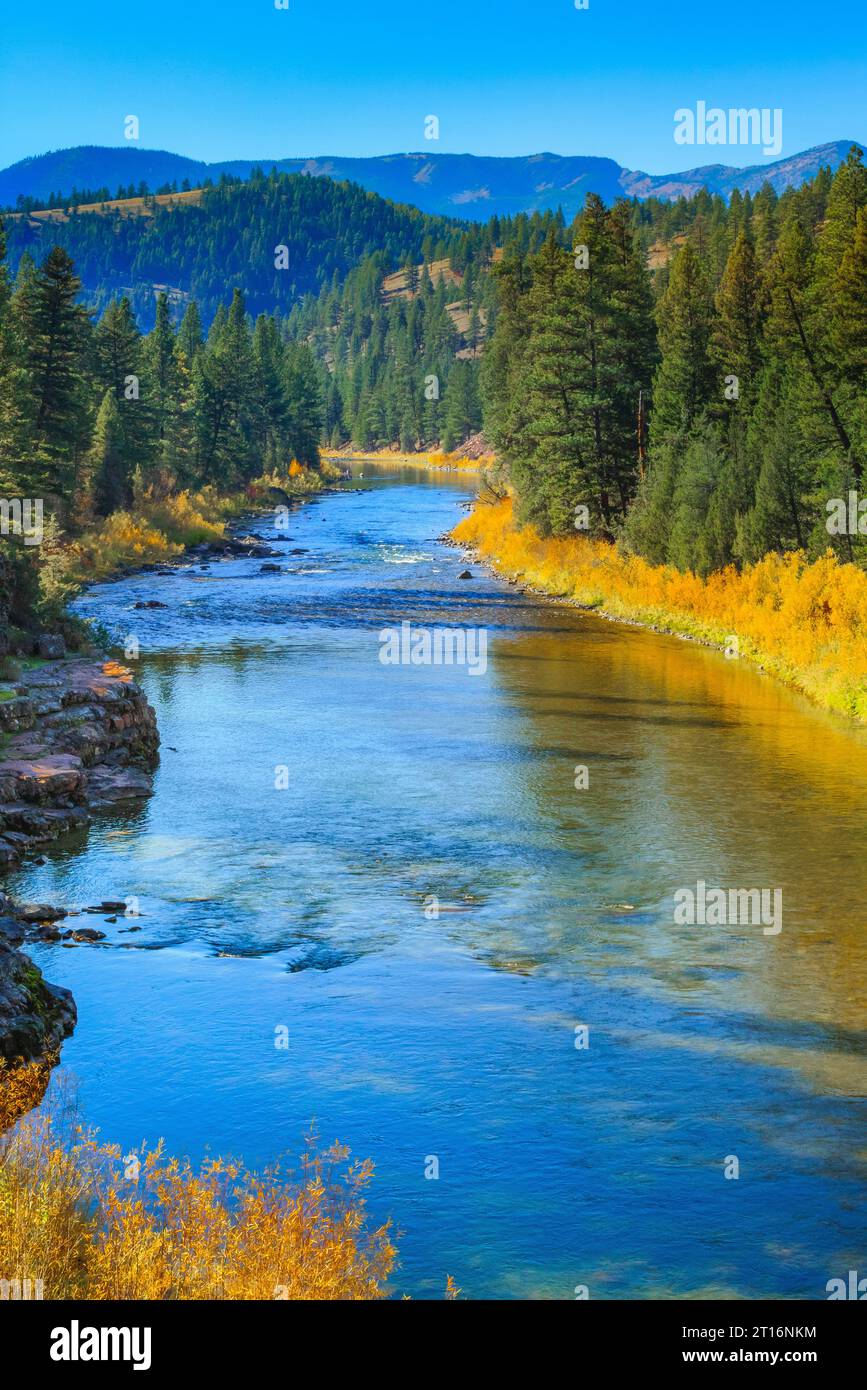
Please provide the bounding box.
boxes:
[3,169,563,451]
[483,145,867,572]
[285,211,562,449]
[3,170,466,327]
[2,144,865,645]
[0,223,324,630]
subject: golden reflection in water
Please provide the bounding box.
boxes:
[489,605,867,1082]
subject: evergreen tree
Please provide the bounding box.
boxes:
[441,360,481,451]
[0,223,31,494]
[713,231,763,405]
[829,205,867,469]
[15,246,90,505]
[90,388,127,516]
[651,240,716,442]
[178,300,203,362]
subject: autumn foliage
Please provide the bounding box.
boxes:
[426,450,485,472]
[0,1058,396,1300]
[454,497,867,719]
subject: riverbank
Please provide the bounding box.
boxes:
[0,466,345,1058]
[0,655,160,1058]
[452,497,867,722]
[0,924,75,1061]
[48,464,339,593]
[0,1058,395,1298]
[326,448,486,474]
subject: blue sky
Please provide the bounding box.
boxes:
[1,0,864,172]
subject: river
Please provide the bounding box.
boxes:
[8,463,867,1299]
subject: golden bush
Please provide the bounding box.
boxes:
[454,498,867,719]
[0,1060,396,1301]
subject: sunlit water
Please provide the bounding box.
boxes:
[10,464,867,1299]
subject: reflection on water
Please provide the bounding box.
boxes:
[9,464,867,1298]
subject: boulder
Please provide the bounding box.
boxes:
[0,754,86,804]
[36,634,66,660]
[86,765,154,808]
[17,904,67,924]
[0,917,26,947]
[0,656,23,681]
[0,838,21,868]
[0,939,76,1060]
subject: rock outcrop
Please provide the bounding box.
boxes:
[0,657,159,1059]
[0,926,76,1061]
[0,657,159,867]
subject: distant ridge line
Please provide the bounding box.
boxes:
[1,140,862,220]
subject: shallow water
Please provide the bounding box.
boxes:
[10,464,867,1299]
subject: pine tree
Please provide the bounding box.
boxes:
[714,231,763,405]
[666,421,727,575]
[600,199,658,511]
[479,250,531,464]
[441,360,481,451]
[15,246,91,506]
[815,145,867,287]
[737,369,814,559]
[651,240,716,442]
[767,214,854,476]
[829,205,867,470]
[178,300,203,362]
[252,314,287,469]
[91,296,154,501]
[194,289,260,485]
[145,293,195,489]
[0,222,31,495]
[143,293,180,447]
[282,344,323,466]
[507,228,590,533]
[90,388,127,516]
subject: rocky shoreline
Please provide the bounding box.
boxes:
[0,496,334,1065]
[0,654,159,1060]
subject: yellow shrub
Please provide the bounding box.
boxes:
[427,451,483,472]
[454,498,867,720]
[0,1060,396,1301]
[73,511,184,577]
[42,473,334,595]
[0,1055,54,1133]
[250,463,329,496]
[139,490,227,545]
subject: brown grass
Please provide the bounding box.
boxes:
[6,189,205,225]
[381,257,463,301]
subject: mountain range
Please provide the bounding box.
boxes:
[1,141,862,219]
